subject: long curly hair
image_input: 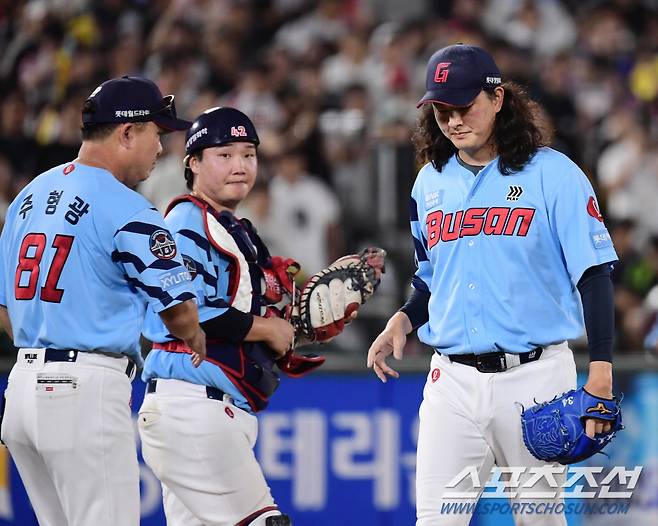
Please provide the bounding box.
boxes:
[411,82,550,174]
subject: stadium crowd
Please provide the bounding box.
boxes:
[1,0,657,355]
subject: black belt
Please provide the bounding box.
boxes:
[147,379,228,401]
[44,348,136,378]
[441,347,543,373]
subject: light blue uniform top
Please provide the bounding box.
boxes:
[409,148,618,355]
[142,201,251,411]
[0,162,195,366]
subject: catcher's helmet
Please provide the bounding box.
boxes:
[185,106,259,156]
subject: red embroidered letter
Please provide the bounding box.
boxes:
[434,62,451,83]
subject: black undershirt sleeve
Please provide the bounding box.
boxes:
[200,307,254,343]
[399,285,430,330]
[576,263,615,363]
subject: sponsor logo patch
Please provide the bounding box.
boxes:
[149,229,177,259]
[592,230,612,249]
[159,268,191,290]
[425,190,444,209]
[431,368,441,382]
[225,406,235,418]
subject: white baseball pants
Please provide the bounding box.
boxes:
[1,348,140,526]
[138,378,277,526]
[416,343,577,526]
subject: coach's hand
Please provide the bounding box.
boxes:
[367,312,411,382]
[184,327,207,368]
[583,360,614,438]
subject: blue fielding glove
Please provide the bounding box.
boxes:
[520,387,623,465]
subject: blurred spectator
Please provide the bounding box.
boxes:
[482,0,577,57]
[0,154,11,230]
[246,147,342,278]
[275,0,348,58]
[0,90,35,178]
[598,111,658,239]
[138,133,188,213]
[321,32,374,95]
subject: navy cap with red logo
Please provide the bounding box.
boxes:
[184,106,260,156]
[82,76,192,132]
[417,44,502,108]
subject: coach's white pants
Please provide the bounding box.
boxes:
[138,379,277,526]
[416,344,577,526]
[1,349,140,526]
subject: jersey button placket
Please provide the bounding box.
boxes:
[464,179,487,351]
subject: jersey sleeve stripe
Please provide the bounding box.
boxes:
[172,291,196,303]
[148,259,185,271]
[411,275,430,293]
[115,221,165,236]
[195,264,218,288]
[179,229,212,260]
[125,275,175,305]
[112,250,147,272]
[412,234,429,262]
[409,196,419,221]
[205,297,230,308]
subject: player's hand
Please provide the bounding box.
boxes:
[184,327,207,368]
[264,317,295,358]
[583,360,614,438]
[366,312,411,383]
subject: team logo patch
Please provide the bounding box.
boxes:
[425,190,444,209]
[149,229,177,259]
[63,164,75,175]
[587,196,604,222]
[431,368,441,382]
[225,406,235,418]
[433,62,451,83]
[182,255,197,280]
[506,185,523,201]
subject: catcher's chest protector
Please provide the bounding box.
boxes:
[166,195,280,411]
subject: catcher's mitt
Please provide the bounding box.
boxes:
[520,387,623,465]
[294,247,386,344]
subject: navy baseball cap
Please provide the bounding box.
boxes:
[82,76,192,131]
[185,106,259,156]
[417,44,502,108]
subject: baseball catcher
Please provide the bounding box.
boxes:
[521,387,623,464]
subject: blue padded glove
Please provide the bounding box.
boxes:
[521,387,623,465]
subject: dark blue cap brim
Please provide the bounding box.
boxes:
[152,114,192,132]
[416,87,482,108]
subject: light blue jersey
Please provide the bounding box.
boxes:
[0,162,195,366]
[142,201,251,411]
[409,148,618,355]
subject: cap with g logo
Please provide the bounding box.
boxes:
[82,76,192,131]
[417,44,502,108]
